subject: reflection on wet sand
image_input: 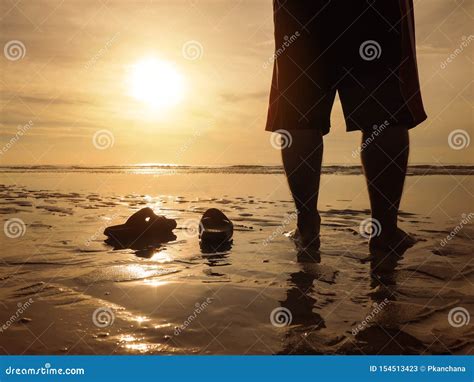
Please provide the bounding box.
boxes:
[279,251,326,354]
[105,232,177,251]
[346,245,425,355]
[278,243,438,355]
[369,247,405,303]
[200,240,232,255]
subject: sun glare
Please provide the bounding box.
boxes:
[129,58,185,110]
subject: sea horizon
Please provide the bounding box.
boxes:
[1,163,473,176]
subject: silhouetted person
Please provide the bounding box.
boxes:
[266,0,426,252]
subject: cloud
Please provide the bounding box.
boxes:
[220,90,268,103]
[1,93,93,106]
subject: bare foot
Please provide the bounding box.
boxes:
[369,227,416,253]
[288,228,321,251]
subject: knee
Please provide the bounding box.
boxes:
[362,126,409,147]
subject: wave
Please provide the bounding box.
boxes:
[0,164,472,175]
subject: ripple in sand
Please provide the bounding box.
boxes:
[0,207,27,214]
[36,205,73,215]
[403,263,473,281]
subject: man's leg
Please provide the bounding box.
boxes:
[281,129,323,247]
[361,126,414,249]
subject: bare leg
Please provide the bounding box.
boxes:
[361,127,415,251]
[281,129,323,247]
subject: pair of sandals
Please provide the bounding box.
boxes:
[104,207,233,247]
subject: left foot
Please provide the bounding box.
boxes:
[288,229,321,251]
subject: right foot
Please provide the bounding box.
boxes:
[369,227,416,254]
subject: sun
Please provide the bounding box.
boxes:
[129,57,185,110]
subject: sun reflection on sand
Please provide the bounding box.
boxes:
[134,316,150,324]
[122,264,153,279]
[143,279,169,287]
[119,334,165,353]
[125,343,150,352]
[120,336,150,353]
[151,201,167,211]
[119,334,137,343]
[151,251,172,263]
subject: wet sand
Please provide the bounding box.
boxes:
[0,169,472,354]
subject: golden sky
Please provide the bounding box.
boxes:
[1,0,472,165]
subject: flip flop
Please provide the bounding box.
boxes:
[104,207,177,245]
[199,208,233,243]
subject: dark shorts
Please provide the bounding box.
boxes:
[265,0,427,134]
